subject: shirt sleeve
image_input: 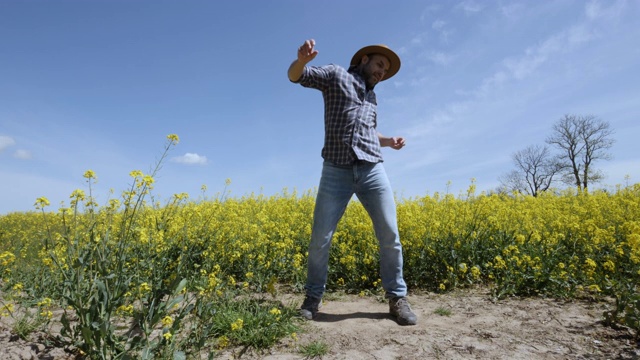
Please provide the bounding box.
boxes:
[296,64,336,91]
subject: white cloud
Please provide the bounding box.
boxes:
[567,25,597,46]
[432,20,446,30]
[427,51,455,66]
[585,0,627,23]
[409,33,425,46]
[585,0,604,20]
[476,71,508,97]
[501,3,524,20]
[491,21,598,86]
[431,19,454,43]
[0,136,16,152]
[456,0,484,14]
[13,149,32,160]
[504,54,547,80]
[170,153,208,165]
[419,4,442,24]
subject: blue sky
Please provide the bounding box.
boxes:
[1,0,639,214]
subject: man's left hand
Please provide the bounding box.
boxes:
[389,137,406,150]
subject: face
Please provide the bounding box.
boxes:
[360,54,391,88]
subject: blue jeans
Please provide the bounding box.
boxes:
[305,160,408,299]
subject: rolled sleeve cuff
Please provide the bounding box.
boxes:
[290,66,309,84]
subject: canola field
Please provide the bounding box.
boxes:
[0,135,638,357]
[3,183,638,299]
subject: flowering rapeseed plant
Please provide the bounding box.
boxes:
[0,136,638,348]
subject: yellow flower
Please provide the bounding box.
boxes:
[439,283,446,291]
[207,274,219,290]
[269,307,281,316]
[12,283,23,291]
[470,266,481,280]
[167,134,180,144]
[1,303,15,317]
[37,298,52,307]
[458,263,468,274]
[0,251,16,267]
[34,196,50,209]
[163,332,172,341]
[116,304,134,315]
[231,318,243,331]
[39,310,53,319]
[69,189,86,201]
[142,175,155,186]
[139,282,152,293]
[129,170,143,178]
[83,170,97,180]
[162,315,174,327]
[603,260,615,272]
[584,258,597,268]
[587,284,601,293]
[218,335,230,349]
[493,256,507,270]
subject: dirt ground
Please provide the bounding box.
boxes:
[2,287,639,359]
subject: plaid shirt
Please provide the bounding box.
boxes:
[295,64,382,165]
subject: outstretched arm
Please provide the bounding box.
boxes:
[288,39,318,82]
[378,133,406,150]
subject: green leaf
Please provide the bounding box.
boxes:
[141,347,152,360]
[174,278,187,295]
[81,326,93,344]
[173,350,187,360]
[166,295,184,311]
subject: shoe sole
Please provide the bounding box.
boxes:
[300,309,316,320]
[390,311,417,326]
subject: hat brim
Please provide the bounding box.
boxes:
[350,45,401,81]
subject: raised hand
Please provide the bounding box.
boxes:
[297,39,318,64]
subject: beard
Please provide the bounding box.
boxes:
[360,65,379,90]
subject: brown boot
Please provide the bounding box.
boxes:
[389,297,417,325]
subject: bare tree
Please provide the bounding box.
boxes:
[546,114,615,191]
[497,170,526,195]
[499,144,562,196]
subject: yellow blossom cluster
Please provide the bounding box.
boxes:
[0,180,638,303]
[230,318,243,331]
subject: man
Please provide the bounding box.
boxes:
[288,39,417,326]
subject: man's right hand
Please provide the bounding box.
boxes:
[288,39,318,82]
[297,39,318,64]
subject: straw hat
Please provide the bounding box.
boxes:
[350,44,401,81]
